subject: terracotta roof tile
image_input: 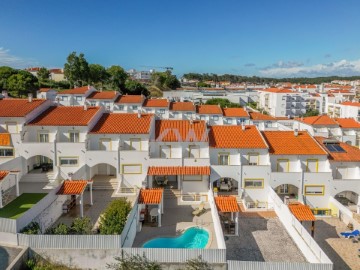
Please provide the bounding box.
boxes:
[147,166,210,175]
[0,99,47,117]
[155,120,207,142]
[0,133,11,146]
[222,108,249,117]
[87,91,118,100]
[39,88,52,93]
[297,115,338,126]
[170,102,195,111]
[215,196,240,212]
[288,203,316,221]
[138,188,163,204]
[56,180,88,195]
[315,137,360,162]
[340,101,360,107]
[249,111,276,121]
[0,171,9,181]
[90,113,153,134]
[28,106,101,126]
[209,125,267,149]
[60,86,92,95]
[260,88,293,93]
[262,131,327,155]
[143,99,169,108]
[334,118,360,129]
[115,95,144,104]
[196,105,222,115]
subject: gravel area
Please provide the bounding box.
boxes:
[226,216,306,262]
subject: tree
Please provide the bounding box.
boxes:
[64,52,90,87]
[197,81,211,88]
[302,109,319,117]
[151,71,181,90]
[124,80,149,96]
[151,72,167,88]
[107,251,162,270]
[37,67,50,82]
[70,217,93,235]
[7,71,38,97]
[89,64,109,88]
[0,66,17,91]
[164,74,181,90]
[205,98,241,108]
[99,198,132,235]
[106,65,128,91]
[184,256,213,270]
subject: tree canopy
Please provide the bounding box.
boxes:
[106,65,128,91]
[125,79,149,96]
[6,71,38,97]
[151,71,181,90]
[205,98,241,108]
[64,52,90,87]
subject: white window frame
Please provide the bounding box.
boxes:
[59,157,79,167]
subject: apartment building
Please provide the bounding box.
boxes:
[57,86,97,106]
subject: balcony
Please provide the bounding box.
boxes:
[57,142,86,153]
[149,157,182,166]
[183,158,210,166]
[86,150,118,167]
[21,142,55,159]
[271,172,302,187]
[303,172,332,182]
[211,165,241,181]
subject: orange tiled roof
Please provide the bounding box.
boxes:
[39,88,52,93]
[260,88,293,93]
[147,166,211,175]
[28,106,101,126]
[222,108,249,117]
[0,133,11,146]
[288,203,315,221]
[56,180,88,195]
[170,102,195,111]
[334,118,360,129]
[87,91,118,100]
[155,120,208,142]
[143,99,169,108]
[138,188,163,204]
[262,131,327,155]
[115,95,143,104]
[315,137,360,162]
[215,196,240,212]
[341,101,360,107]
[0,99,47,117]
[249,111,276,121]
[60,86,91,95]
[196,105,222,115]
[209,125,267,149]
[0,171,9,181]
[297,115,338,126]
[90,113,153,134]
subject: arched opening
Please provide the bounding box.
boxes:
[335,190,359,214]
[90,163,117,190]
[213,177,239,196]
[274,184,299,203]
[26,155,54,174]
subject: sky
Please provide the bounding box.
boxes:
[1,0,360,78]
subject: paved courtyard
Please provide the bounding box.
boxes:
[0,244,23,270]
[133,197,217,248]
[226,213,306,262]
[303,217,360,270]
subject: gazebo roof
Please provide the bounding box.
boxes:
[0,171,9,181]
[215,196,240,212]
[138,188,163,204]
[288,203,316,222]
[56,180,89,195]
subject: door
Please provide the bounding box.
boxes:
[160,145,171,158]
[38,132,49,143]
[279,184,289,194]
[99,138,111,150]
[130,138,141,150]
[110,166,116,176]
[98,164,108,175]
[189,145,200,158]
[277,159,289,172]
[306,159,318,172]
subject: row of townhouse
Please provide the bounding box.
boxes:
[1,96,359,216]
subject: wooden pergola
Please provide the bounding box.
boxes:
[288,203,316,237]
[215,196,240,236]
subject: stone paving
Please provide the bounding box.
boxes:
[0,245,22,270]
[226,215,306,262]
[303,217,360,270]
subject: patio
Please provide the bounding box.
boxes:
[132,195,218,248]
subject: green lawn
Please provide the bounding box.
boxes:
[0,193,47,219]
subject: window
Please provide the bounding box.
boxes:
[122,164,142,174]
[117,105,124,110]
[304,185,324,196]
[189,145,200,158]
[277,159,289,172]
[89,101,96,106]
[212,115,219,121]
[185,112,192,117]
[129,138,141,150]
[244,179,264,189]
[218,153,229,165]
[59,157,78,166]
[160,145,171,158]
[226,118,233,124]
[99,138,112,150]
[200,115,206,121]
[306,159,318,172]
[38,131,49,143]
[279,184,289,194]
[0,148,14,157]
[60,96,68,101]
[183,175,202,181]
[146,109,152,112]
[248,153,259,165]
[131,105,138,110]
[75,96,82,102]
[5,122,17,133]
[159,109,165,114]
[69,131,80,143]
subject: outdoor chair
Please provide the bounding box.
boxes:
[192,202,206,216]
[340,229,360,238]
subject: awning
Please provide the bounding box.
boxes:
[0,133,11,146]
[215,196,240,212]
[0,171,9,181]
[56,180,89,195]
[288,203,316,221]
[147,166,210,176]
[138,188,163,204]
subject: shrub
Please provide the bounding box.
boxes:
[107,251,162,270]
[99,198,132,235]
[70,217,92,235]
[26,256,80,270]
[20,222,41,235]
[184,255,213,270]
[47,223,69,235]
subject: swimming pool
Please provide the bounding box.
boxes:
[142,227,209,248]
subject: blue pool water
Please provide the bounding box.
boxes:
[142,227,209,248]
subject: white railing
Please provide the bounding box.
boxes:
[121,194,139,247]
[228,261,333,270]
[207,190,226,249]
[0,218,17,233]
[268,187,332,265]
[329,196,360,230]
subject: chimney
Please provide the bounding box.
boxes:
[1,90,8,98]
[137,110,141,118]
[84,104,88,111]
[87,85,91,90]
[241,122,245,131]
[294,128,298,137]
[28,93,33,103]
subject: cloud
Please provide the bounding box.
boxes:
[259,59,360,77]
[0,47,38,68]
[244,63,256,67]
[324,53,332,58]
[264,60,304,70]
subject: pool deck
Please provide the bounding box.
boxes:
[132,197,218,249]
